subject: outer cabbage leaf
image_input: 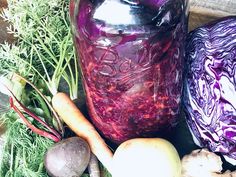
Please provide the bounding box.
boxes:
[183,17,236,164]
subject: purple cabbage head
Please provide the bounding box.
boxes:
[183,17,236,164]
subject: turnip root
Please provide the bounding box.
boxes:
[112,138,182,177]
[181,149,236,177]
[44,137,91,177]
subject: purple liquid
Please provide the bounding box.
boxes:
[70,0,189,144]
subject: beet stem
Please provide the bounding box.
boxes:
[9,97,60,142]
[13,73,64,136]
[13,94,61,139]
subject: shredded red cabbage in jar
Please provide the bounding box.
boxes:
[70,0,189,144]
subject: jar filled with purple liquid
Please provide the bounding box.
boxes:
[70,0,189,144]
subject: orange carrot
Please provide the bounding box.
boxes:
[52,92,113,173]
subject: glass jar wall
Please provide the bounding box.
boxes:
[70,0,189,144]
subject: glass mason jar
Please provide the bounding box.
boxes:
[70,0,189,144]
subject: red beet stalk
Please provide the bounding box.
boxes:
[11,94,61,140]
[9,97,61,142]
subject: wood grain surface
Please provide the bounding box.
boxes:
[0,0,7,8]
[0,0,14,44]
[190,0,236,14]
[189,0,236,31]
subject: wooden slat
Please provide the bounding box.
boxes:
[190,0,236,15]
[189,0,236,31]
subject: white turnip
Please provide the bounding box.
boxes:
[112,138,182,177]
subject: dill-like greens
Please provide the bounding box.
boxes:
[0,0,80,176]
[0,111,54,177]
[0,0,78,99]
[0,0,112,176]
